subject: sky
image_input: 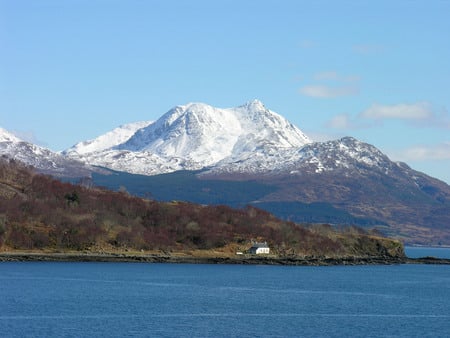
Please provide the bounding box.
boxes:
[1,0,449,183]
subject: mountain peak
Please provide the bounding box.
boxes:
[0,127,22,143]
[240,99,266,111]
[176,102,215,112]
[339,136,358,143]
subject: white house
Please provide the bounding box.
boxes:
[249,242,270,255]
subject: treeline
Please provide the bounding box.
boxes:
[0,158,403,257]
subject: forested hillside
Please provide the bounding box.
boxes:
[0,157,403,258]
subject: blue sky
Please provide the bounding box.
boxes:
[1,0,449,183]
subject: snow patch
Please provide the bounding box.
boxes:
[64,100,312,175]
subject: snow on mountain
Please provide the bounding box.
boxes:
[0,127,93,177]
[285,136,397,174]
[202,136,400,176]
[63,120,153,156]
[122,100,309,155]
[0,127,22,143]
[65,100,312,175]
[4,100,408,179]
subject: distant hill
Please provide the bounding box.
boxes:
[0,158,403,259]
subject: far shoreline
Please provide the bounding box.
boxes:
[1,252,450,266]
[405,244,450,249]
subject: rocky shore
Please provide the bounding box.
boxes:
[1,252,448,265]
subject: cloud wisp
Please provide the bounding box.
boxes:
[360,102,433,120]
[300,85,358,98]
[327,102,450,130]
[299,71,360,99]
[326,113,359,129]
[389,142,450,162]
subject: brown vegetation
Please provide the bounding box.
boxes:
[0,158,403,258]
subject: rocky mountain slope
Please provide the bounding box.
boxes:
[0,128,93,177]
[202,137,450,245]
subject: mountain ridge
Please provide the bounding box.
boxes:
[63,120,153,156]
[0,128,95,177]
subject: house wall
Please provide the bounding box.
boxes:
[255,247,269,254]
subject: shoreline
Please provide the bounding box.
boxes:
[1,252,449,265]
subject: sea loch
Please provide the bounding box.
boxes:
[1,259,450,337]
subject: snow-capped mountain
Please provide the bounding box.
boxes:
[0,127,93,177]
[62,100,419,178]
[64,120,153,156]
[65,100,312,175]
[3,100,440,182]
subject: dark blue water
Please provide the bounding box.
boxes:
[1,262,450,337]
[405,246,450,259]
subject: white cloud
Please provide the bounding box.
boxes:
[300,71,360,98]
[385,144,450,183]
[326,113,354,129]
[394,142,450,161]
[325,113,375,130]
[360,102,433,120]
[299,85,358,98]
[326,102,450,131]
